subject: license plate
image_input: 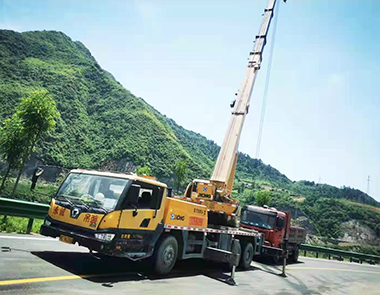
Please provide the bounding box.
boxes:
[59,235,74,244]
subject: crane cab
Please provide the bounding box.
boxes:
[185,179,215,201]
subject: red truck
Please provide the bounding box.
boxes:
[240,205,306,263]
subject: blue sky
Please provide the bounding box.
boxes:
[1,0,379,201]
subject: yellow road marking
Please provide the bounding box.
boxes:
[0,272,132,286]
[1,267,379,286]
[287,266,380,274]
[0,275,86,286]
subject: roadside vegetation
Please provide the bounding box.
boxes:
[0,215,43,234]
[0,176,57,203]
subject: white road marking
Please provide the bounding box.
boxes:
[0,235,58,241]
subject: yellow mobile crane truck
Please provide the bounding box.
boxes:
[38,0,283,276]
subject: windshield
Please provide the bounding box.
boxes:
[57,173,131,210]
[240,210,276,230]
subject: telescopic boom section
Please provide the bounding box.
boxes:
[211,0,280,197]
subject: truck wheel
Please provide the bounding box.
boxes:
[228,240,241,269]
[239,243,254,269]
[292,246,299,263]
[153,235,178,275]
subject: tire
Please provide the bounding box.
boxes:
[228,240,241,269]
[292,246,299,263]
[153,235,178,275]
[239,242,254,269]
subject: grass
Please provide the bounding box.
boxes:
[341,199,380,213]
[293,196,306,202]
[0,215,44,234]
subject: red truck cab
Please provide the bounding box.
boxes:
[240,205,306,262]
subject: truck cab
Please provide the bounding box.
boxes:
[240,205,306,262]
[240,205,288,248]
[40,169,169,261]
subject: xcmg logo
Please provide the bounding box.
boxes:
[170,213,185,221]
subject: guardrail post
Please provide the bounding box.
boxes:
[26,218,34,234]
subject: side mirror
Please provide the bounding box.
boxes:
[31,167,44,191]
[276,216,285,231]
[167,187,173,198]
[128,184,141,205]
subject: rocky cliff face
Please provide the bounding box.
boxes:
[340,220,380,246]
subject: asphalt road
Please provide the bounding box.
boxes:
[1,233,379,295]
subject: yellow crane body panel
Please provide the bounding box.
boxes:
[164,197,208,228]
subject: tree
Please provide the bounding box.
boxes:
[11,90,60,196]
[241,189,255,205]
[0,116,27,192]
[136,166,150,176]
[255,190,272,207]
[174,159,187,193]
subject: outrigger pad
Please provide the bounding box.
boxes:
[203,246,240,266]
[225,276,238,286]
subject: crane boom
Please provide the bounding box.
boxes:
[183,0,284,226]
[211,0,279,194]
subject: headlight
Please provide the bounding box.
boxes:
[45,219,52,226]
[95,233,115,242]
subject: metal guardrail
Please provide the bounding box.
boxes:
[300,244,380,264]
[0,197,49,234]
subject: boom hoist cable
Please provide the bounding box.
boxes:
[255,0,281,160]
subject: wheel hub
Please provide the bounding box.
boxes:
[245,250,251,260]
[163,245,175,266]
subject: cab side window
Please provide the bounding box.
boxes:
[139,188,154,208]
[125,181,164,210]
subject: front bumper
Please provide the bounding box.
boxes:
[40,223,109,252]
[40,216,160,260]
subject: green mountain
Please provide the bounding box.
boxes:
[0,29,293,186]
[1,29,379,236]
